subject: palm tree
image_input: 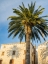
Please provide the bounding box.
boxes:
[8,2,48,64]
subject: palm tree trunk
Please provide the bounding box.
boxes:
[25,25,31,64]
[26,33,30,64]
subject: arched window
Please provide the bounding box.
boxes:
[0,60,2,64]
[9,59,14,64]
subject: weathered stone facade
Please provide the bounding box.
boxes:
[1,41,48,64]
[0,42,37,64]
[38,41,48,64]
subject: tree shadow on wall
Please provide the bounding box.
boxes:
[40,46,48,59]
[7,46,21,58]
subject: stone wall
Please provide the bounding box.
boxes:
[0,42,37,64]
[0,42,26,64]
[38,41,48,64]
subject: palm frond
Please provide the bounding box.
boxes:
[36,24,48,37]
[13,8,24,17]
[28,2,36,14]
[34,7,45,16]
[8,22,21,32]
[8,2,48,43]
[22,2,25,9]
[33,27,41,42]
[13,26,22,38]
[8,16,22,20]
[18,28,25,42]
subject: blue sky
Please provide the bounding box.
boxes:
[0,0,48,46]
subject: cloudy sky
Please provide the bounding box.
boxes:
[0,0,48,46]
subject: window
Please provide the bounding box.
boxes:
[0,60,2,64]
[10,59,14,64]
[2,52,4,56]
[12,51,15,55]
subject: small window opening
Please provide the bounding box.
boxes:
[2,52,4,56]
[12,51,15,55]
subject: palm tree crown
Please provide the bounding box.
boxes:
[8,2,48,42]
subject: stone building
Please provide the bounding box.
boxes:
[38,41,48,64]
[0,42,37,64]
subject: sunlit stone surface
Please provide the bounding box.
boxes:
[38,41,48,64]
[0,42,37,64]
